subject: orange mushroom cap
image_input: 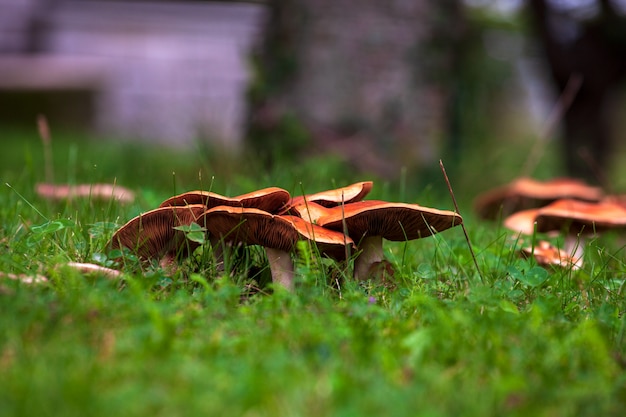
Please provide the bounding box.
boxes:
[504,198,626,236]
[281,200,330,224]
[317,200,463,242]
[283,181,374,210]
[474,177,603,220]
[535,198,626,234]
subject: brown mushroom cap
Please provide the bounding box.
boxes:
[474,177,603,220]
[284,181,374,209]
[199,206,354,259]
[535,199,626,234]
[317,200,463,242]
[108,204,207,260]
[159,187,291,213]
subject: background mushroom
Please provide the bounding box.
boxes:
[520,241,583,271]
[504,199,626,270]
[36,183,135,204]
[474,177,603,220]
[317,200,463,280]
[199,206,355,291]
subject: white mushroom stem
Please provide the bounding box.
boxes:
[354,235,384,280]
[563,233,586,268]
[265,247,295,291]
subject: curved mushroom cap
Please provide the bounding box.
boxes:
[317,200,463,242]
[503,208,541,235]
[199,206,355,259]
[108,204,206,260]
[281,200,329,224]
[535,199,626,234]
[474,177,603,220]
[286,181,374,209]
[159,187,291,213]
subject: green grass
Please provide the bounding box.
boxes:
[0,128,625,417]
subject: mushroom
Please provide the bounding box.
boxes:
[520,240,583,270]
[36,183,135,203]
[504,199,626,269]
[160,187,292,270]
[281,181,374,212]
[64,262,122,279]
[108,204,207,266]
[159,187,290,213]
[474,177,603,220]
[536,198,626,233]
[199,206,355,291]
[0,271,48,284]
[316,200,463,280]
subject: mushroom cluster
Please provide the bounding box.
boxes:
[475,177,626,269]
[108,181,463,291]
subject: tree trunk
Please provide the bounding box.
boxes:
[526,0,626,185]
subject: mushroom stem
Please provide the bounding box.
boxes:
[265,247,295,291]
[354,235,384,280]
[563,233,585,268]
[209,235,225,272]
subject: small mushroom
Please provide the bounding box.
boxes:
[159,187,290,213]
[504,199,626,269]
[36,183,135,203]
[317,200,463,280]
[282,181,374,211]
[64,262,122,279]
[0,271,48,284]
[520,240,583,270]
[199,206,355,291]
[108,204,207,266]
[474,177,603,220]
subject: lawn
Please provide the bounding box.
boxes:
[0,128,625,417]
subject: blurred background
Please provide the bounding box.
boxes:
[1,0,626,194]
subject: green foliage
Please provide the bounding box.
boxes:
[0,130,625,417]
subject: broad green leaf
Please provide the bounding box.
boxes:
[31,219,74,235]
[186,231,206,244]
[509,265,548,287]
[499,299,519,315]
